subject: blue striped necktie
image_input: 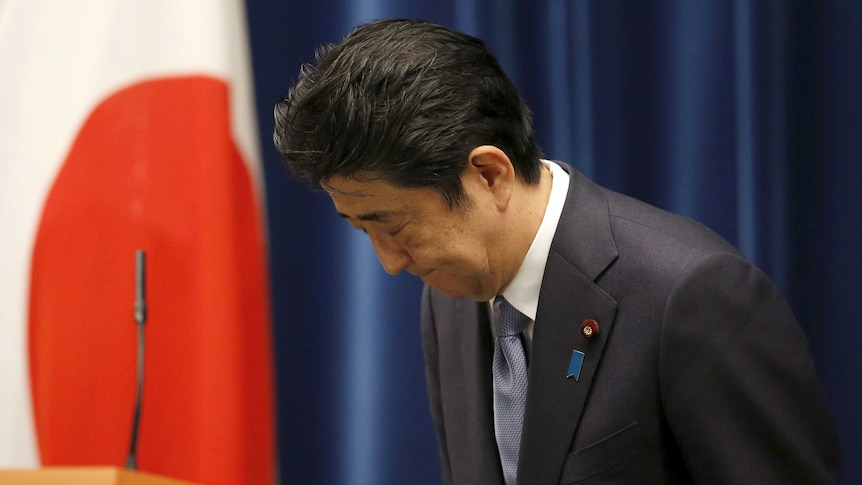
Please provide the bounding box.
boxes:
[493,296,530,485]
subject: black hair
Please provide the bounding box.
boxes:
[273,18,542,207]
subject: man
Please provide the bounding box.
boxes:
[273,19,840,484]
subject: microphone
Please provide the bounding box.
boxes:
[126,250,147,470]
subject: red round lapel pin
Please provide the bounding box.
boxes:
[580,319,599,339]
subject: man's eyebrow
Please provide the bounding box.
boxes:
[337,210,398,222]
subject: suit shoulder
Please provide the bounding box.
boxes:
[603,188,739,258]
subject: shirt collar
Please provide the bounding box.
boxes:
[500,160,570,320]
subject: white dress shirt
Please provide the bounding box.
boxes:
[490,160,570,349]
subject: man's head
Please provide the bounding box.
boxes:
[273,18,542,207]
[274,19,549,300]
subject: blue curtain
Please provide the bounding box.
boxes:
[247,1,862,483]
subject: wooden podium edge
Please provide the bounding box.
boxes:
[0,467,196,484]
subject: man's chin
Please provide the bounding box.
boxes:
[421,277,484,301]
[421,274,458,297]
[431,285,467,299]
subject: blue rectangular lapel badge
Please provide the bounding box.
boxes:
[567,350,585,381]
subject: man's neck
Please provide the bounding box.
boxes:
[498,164,554,294]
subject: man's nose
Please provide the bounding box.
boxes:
[370,235,411,275]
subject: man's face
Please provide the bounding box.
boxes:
[325,174,506,300]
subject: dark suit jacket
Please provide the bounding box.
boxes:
[420,166,840,484]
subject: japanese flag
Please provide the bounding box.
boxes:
[0,1,275,483]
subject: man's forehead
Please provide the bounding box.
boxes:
[324,177,407,221]
[321,173,389,197]
[322,180,372,198]
[323,174,453,221]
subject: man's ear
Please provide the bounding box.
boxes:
[468,145,515,187]
[465,145,515,209]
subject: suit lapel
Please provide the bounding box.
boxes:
[518,167,620,484]
[439,297,504,483]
